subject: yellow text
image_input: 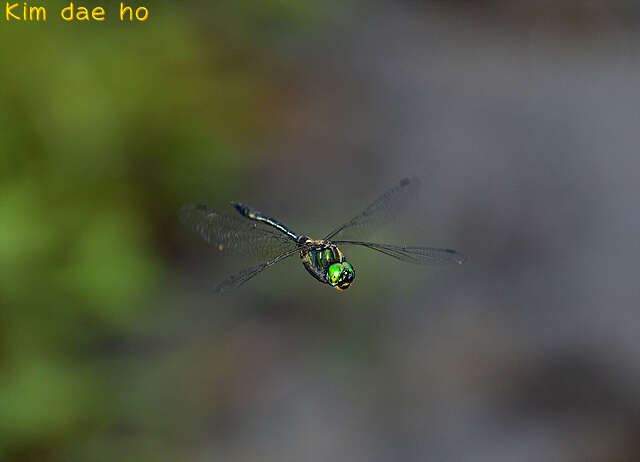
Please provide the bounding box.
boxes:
[60,3,105,21]
[5,2,47,21]
[120,2,148,22]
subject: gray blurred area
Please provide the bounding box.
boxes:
[170,2,640,461]
[4,1,640,461]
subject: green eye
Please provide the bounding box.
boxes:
[327,263,342,285]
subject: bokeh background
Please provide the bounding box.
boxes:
[3,1,640,460]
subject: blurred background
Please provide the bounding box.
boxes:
[2,0,640,460]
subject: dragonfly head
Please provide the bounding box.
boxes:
[327,261,355,291]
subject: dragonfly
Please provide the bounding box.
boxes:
[179,177,465,294]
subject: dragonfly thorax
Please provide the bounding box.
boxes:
[300,240,355,291]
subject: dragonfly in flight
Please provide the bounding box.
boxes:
[179,177,465,293]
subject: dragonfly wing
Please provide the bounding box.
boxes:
[335,240,466,265]
[323,177,422,241]
[179,204,296,258]
[214,247,303,294]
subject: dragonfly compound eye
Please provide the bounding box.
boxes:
[337,261,355,290]
[327,263,342,286]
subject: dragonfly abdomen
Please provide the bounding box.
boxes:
[232,202,299,242]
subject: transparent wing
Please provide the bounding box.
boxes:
[324,177,422,241]
[214,247,303,294]
[179,204,296,259]
[335,240,466,265]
